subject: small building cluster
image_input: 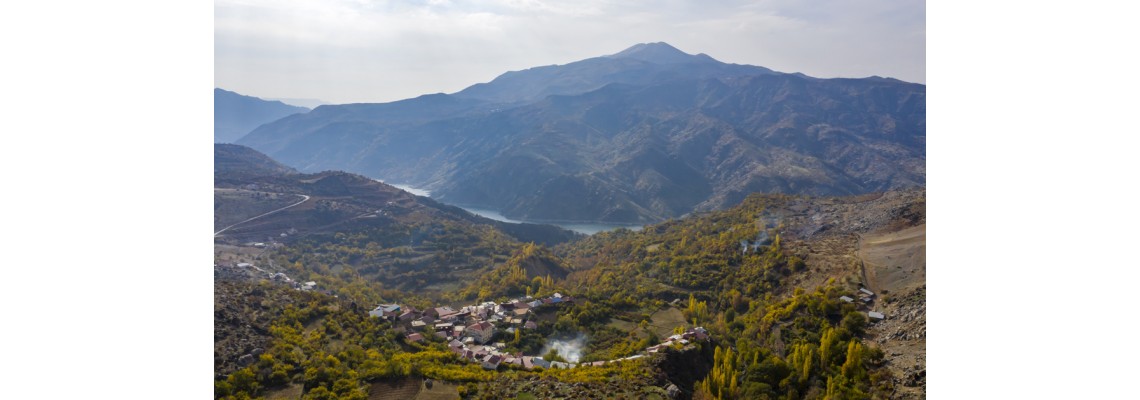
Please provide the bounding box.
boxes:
[838,288,886,322]
[373,295,708,371]
[646,327,710,354]
[370,293,575,369]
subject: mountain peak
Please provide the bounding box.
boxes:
[608,42,711,64]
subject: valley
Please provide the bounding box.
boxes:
[213,41,925,400]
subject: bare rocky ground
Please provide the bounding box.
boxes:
[214,279,318,377]
[762,189,926,398]
[867,286,926,399]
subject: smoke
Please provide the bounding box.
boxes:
[541,334,588,363]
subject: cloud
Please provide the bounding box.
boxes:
[215,0,924,103]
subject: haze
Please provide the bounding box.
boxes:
[215,0,925,105]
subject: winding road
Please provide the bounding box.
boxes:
[213,193,311,237]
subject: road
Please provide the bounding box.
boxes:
[214,193,311,237]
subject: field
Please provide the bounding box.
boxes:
[369,377,422,400]
[647,307,686,338]
[606,306,686,339]
[264,383,303,399]
[858,224,926,294]
[415,380,460,400]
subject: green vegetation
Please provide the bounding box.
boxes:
[549,194,889,399]
[215,293,496,400]
[216,193,896,399]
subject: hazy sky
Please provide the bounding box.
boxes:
[215,0,925,105]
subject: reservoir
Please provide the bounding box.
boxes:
[378,181,642,235]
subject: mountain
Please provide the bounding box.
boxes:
[237,43,924,223]
[453,42,772,104]
[214,88,310,143]
[214,143,297,183]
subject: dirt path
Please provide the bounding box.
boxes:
[214,193,310,237]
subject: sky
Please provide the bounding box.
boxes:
[215,0,925,105]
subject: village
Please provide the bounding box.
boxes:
[367,294,710,372]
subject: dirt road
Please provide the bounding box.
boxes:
[214,193,310,237]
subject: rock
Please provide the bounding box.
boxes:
[251,348,264,356]
[666,384,681,399]
[238,354,254,366]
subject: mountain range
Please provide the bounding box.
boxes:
[236,42,925,223]
[214,88,310,143]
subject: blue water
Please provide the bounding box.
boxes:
[375,179,642,235]
[458,207,642,235]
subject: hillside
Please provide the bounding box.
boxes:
[215,88,309,143]
[215,188,925,400]
[237,43,924,224]
[214,143,297,182]
[214,147,581,294]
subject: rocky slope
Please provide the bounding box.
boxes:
[237,43,925,224]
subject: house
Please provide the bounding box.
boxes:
[398,311,415,321]
[368,304,402,318]
[301,281,317,291]
[859,288,875,297]
[467,321,496,344]
[411,320,427,330]
[531,357,551,369]
[523,321,538,330]
[868,311,885,321]
[406,333,425,343]
[449,339,464,349]
[840,296,854,303]
[236,262,253,268]
[426,306,457,319]
[482,354,502,370]
[522,357,535,369]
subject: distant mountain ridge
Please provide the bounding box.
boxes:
[214,88,310,143]
[237,42,924,223]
